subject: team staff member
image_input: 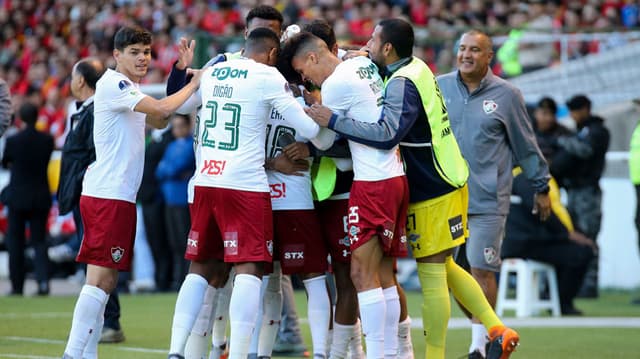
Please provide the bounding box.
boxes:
[62,26,203,359]
[437,29,550,357]
[306,19,519,359]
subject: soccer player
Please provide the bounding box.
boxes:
[167,6,285,357]
[286,32,409,359]
[305,19,522,359]
[438,30,550,358]
[254,104,333,359]
[280,20,365,359]
[167,28,334,359]
[61,26,203,359]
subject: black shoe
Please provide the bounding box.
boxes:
[37,281,50,296]
[561,306,584,316]
[468,350,485,359]
[167,354,185,359]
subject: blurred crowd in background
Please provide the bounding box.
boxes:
[1,0,639,148]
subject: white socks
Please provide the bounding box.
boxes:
[303,275,331,357]
[383,286,400,359]
[211,275,232,351]
[64,285,109,358]
[350,318,365,359]
[258,269,283,357]
[358,288,386,359]
[82,294,109,359]
[397,316,414,359]
[185,285,218,358]
[331,322,355,359]
[470,323,488,356]
[170,273,209,356]
[228,274,262,359]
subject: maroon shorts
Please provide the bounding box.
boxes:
[348,177,409,257]
[185,186,273,263]
[76,195,137,271]
[272,210,328,275]
[316,199,352,263]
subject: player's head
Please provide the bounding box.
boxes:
[534,97,558,132]
[113,26,152,82]
[244,27,281,67]
[245,5,283,38]
[278,21,338,87]
[303,19,338,55]
[566,94,592,124]
[71,58,105,98]
[286,32,337,87]
[456,29,493,80]
[366,18,414,69]
[18,101,38,127]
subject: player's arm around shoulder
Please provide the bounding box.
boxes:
[137,68,204,128]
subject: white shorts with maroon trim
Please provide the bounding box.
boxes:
[77,195,137,271]
[348,176,409,257]
[186,186,273,263]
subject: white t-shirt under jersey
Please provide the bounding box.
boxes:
[82,69,147,203]
[321,56,405,181]
[192,57,323,192]
[265,107,314,210]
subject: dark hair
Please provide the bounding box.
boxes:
[19,102,38,127]
[245,27,281,56]
[378,18,414,58]
[277,43,302,84]
[75,59,105,90]
[303,19,336,50]
[566,95,591,111]
[282,32,323,59]
[537,97,557,114]
[246,5,283,27]
[114,26,152,51]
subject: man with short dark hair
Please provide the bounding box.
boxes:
[61,26,202,359]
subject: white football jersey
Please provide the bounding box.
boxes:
[192,58,322,192]
[321,57,405,181]
[82,69,147,203]
[265,108,314,210]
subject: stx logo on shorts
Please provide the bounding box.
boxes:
[270,183,286,198]
[111,247,124,263]
[448,215,464,240]
[284,252,304,259]
[187,231,200,256]
[283,244,304,266]
[201,160,227,176]
[224,231,238,256]
[383,229,394,240]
